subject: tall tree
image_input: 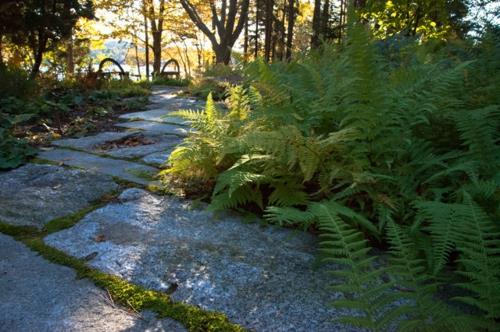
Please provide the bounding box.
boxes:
[0,1,24,66]
[263,0,274,61]
[145,0,166,75]
[19,0,93,78]
[142,1,150,80]
[285,0,297,60]
[180,0,250,64]
[254,0,261,58]
[311,0,322,47]
[65,28,74,77]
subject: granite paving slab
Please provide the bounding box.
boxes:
[38,149,157,185]
[51,132,181,160]
[52,131,138,151]
[151,86,182,95]
[0,233,186,332]
[119,109,190,126]
[141,149,176,166]
[147,97,204,111]
[115,121,191,137]
[45,188,349,332]
[0,164,118,228]
[101,139,182,160]
[149,95,176,103]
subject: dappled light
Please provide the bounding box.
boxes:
[0,1,499,331]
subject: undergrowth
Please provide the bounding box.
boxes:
[0,72,150,170]
[162,24,500,331]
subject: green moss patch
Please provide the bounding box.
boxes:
[42,192,118,234]
[0,212,245,331]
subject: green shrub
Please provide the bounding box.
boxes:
[0,66,39,169]
[188,78,229,101]
[0,65,37,99]
[0,103,36,169]
[0,75,150,169]
[188,64,243,101]
[163,25,500,330]
[152,76,191,87]
[99,79,151,97]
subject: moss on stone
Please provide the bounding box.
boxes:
[0,222,38,238]
[125,168,157,182]
[112,176,144,189]
[42,191,120,234]
[43,205,99,234]
[0,218,245,331]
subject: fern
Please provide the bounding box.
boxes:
[314,201,392,331]
[385,220,489,332]
[161,22,500,330]
[453,106,500,176]
[415,201,462,274]
[264,206,315,228]
[453,194,500,320]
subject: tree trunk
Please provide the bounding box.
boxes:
[264,0,274,62]
[338,0,345,43]
[285,0,296,61]
[321,0,330,38]
[152,31,162,75]
[243,13,249,61]
[66,28,74,78]
[134,41,141,79]
[149,0,165,76]
[182,39,192,78]
[311,0,322,48]
[143,6,150,80]
[254,0,260,58]
[180,0,249,65]
[214,44,232,65]
[175,43,188,77]
[272,7,285,61]
[30,33,47,79]
[0,34,4,67]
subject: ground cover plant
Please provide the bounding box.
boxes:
[0,67,150,169]
[162,24,500,331]
[188,64,243,101]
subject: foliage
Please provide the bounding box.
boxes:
[164,24,500,330]
[0,65,37,169]
[358,0,470,40]
[0,111,36,170]
[0,65,38,99]
[1,0,94,77]
[0,74,150,169]
[152,76,191,87]
[188,64,243,100]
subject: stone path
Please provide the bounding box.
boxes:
[0,233,186,332]
[0,86,350,331]
[0,164,118,228]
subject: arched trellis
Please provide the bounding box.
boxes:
[159,59,180,79]
[97,57,129,80]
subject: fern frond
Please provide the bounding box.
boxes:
[453,194,500,320]
[313,200,395,331]
[210,186,263,211]
[415,201,462,274]
[454,106,500,175]
[268,182,309,207]
[264,206,315,228]
[213,169,268,197]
